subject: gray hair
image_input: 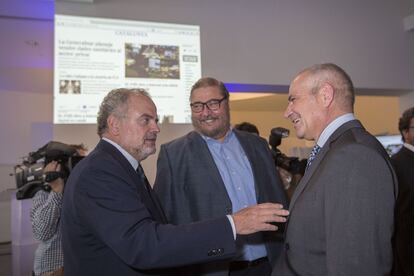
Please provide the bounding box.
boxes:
[97,88,149,137]
[302,63,355,112]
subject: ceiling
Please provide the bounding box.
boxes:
[0,0,413,99]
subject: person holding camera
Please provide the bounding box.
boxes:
[30,160,64,276]
[30,144,86,276]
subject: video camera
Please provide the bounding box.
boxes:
[269,127,306,176]
[13,141,84,200]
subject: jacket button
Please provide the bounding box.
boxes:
[208,249,217,256]
[285,243,290,250]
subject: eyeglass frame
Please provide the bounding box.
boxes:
[190,96,228,113]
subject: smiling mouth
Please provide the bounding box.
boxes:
[201,117,217,124]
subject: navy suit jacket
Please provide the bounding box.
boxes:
[154,130,288,275]
[62,140,236,276]
[391,146,414,276]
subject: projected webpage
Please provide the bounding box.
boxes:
[54,14,201,124]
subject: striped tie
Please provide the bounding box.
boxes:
[306,144,321,170]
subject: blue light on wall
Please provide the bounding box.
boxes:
[224,83,288,93]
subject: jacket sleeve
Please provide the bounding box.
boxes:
[76,162,236,270]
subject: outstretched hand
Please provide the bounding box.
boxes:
[232,203,289,235]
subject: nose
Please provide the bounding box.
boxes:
[200,104,212,116]
[152,121,160,133]
[284,103,292,119]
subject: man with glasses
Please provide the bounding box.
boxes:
[154,77,288,276]
[392,106,414,276]
[62,88,289,276]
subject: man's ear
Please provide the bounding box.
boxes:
[107,114,120,136]
[319,82,334,107]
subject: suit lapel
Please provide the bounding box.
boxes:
[98,140,167,223]
[288,120,364,210]
[288,143,330,209]
[188,131,233,207]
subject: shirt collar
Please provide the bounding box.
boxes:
[404,142,414,153]
[200,128,233,144]
[317,113,355,147]
[102,137,139,170]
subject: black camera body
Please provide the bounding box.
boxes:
[14,141,84,200]
[269,127,306,176]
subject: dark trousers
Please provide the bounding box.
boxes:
[229,257,272,276]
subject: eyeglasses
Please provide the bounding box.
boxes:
[190,96,227,113]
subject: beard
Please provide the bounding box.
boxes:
[192,112,230,140]
[137,145,156,161]
[135,133,157,161]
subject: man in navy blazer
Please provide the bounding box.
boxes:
[392,107,414,276]
[154,77,288,276]
[272,64,397,275]
[62,88,289,276]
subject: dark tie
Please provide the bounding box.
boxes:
[136,164,167,223]
[306,144,321,170]
[136,164,153,192]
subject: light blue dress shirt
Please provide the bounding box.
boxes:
[203,129,267,261]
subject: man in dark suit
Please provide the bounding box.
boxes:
[154,77,288,276]
[272,63,397,275]
[62,88,289,276]
[391,106,414,276]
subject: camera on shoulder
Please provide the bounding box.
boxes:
[13,141,85,200]
[269,127,307,176]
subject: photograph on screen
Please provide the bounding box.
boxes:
[59,80,81,94]
[125,43,180,79]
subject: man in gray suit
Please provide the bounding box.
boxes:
[154,77,288,276]
[272,63,397,275]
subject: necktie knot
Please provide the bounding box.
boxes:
[306,144,321,170]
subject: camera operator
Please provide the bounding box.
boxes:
[30,143,87,276]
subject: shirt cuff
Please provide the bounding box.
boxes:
[226,215,236,240]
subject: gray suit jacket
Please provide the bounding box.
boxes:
[273,120,397,276]
[154,129,288,276]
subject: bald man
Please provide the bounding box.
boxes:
[273,63,397,276]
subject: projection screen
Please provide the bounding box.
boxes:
[54,14,201,124]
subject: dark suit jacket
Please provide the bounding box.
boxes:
[62,140,236,276]
[273,120,397,276]
[153,130,288,276]
[391,146,414,276]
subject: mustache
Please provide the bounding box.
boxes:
[144,133,158,140]
[199,115,218,121]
